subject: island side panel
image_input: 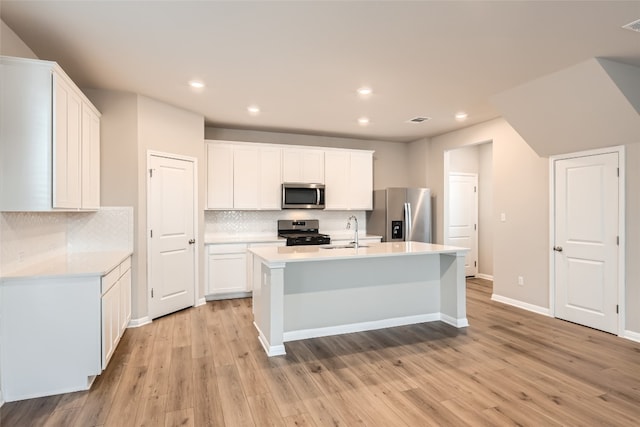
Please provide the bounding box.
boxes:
[439,252,469,327]
[252,257,286,356]
[282,254,441,340]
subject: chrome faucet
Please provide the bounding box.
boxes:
[346,215,359,248]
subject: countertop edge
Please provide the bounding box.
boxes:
[1,251,133,281]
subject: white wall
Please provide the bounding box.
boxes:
[85,91,205,321]
[409,118,550,309]
[205,127,410,190]
[138,96,205,312]
[478,143,493,277]
[0,19,37,59]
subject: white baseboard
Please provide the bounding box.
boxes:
[491,293,552,317]
[205,291,251,301]
[254,322,286,357]
[623,330,640,343]
[283,313,443,342]
[0,388,4,408]
[475,273,494,281]
[440,314,469,328]
[127,316,152,328]
[195,297,207,307]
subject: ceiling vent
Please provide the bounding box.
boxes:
[406,116,431,123]
[622,19,640,32]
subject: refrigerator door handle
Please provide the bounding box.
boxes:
[404,202,412,241]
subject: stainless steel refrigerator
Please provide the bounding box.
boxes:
[367,188,432,243]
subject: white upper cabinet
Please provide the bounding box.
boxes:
[207,142,234,209]
[282,148,325,184]
[0,56,101,211]
[81,104,101,210]
[206,140,372,211]
[206,141,282,210]
[324,150,373,210]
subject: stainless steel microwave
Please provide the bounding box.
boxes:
[282,183,325,209]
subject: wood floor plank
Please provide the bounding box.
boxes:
[165,346,194,413]
[103,365,148,427]
[216,364,256,426]
[246,393,285,427]
[5,277,640,427]
[134,394,167,427]
[192,356,225,427]
[164,408,195,427]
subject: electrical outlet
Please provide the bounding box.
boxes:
[18,251,25,263]
[500,213,507,222]
[518,276,524,286]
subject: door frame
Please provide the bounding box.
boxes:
[146,150,200,319]
[548,146,625,336]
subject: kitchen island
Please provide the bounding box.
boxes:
[249,241,469,356]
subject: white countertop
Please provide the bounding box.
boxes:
[205,234,285,244]
[249,241,468,266]
[204,233,381,245]
[1,251,132,281]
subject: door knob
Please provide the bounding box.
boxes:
[188,239,196,244]
[553,246,563,252]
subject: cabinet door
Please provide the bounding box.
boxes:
[81,105,100,210]
[349,151,373,210]
[259,147,282,209]
[101,280,120,369]
[324,151,350,209]
[282,149,324,183]
[206,143,234,209]
[53,76,82,209]
[119,268,132,333]
[207,252,248,294]
[233,146,260,209]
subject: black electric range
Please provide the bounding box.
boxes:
[277,219,330,246]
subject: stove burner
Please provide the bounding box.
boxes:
[277,219,331,246]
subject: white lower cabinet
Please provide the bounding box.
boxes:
[0,254,132,402]
[206,241,285,298]
[206,244,249,295]
[101,256,132,369]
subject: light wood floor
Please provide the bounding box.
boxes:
[3,278,640,426]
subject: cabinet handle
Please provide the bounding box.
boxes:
[189,239,196,245]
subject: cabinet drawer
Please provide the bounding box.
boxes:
[208,243,247,255]
[101,265,120,294]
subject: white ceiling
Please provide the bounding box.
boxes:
[2,1,639,142]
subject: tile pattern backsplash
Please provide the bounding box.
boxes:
[0,207,133,273]
[0,212,67,270]
[204,210,367,238]
[67,207,134,253]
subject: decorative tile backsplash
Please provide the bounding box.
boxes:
[204,210,367,238]
[67,207,134,253]
[0,207,133,273]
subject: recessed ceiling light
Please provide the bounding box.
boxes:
[357,87,373,96]
[247,105,260,115]
[189,80,205,89]
[358,117,370,126]
[455,112,468,121]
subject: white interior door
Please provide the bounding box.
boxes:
[148,154,196,319]
[554,152,619,334]
[447,173,478,277]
